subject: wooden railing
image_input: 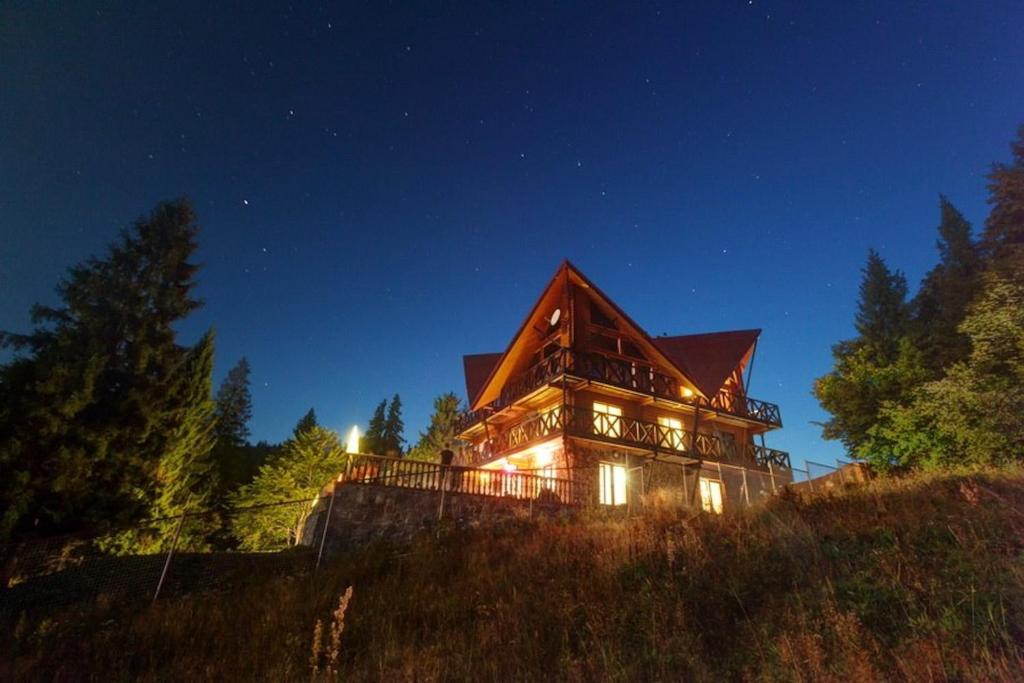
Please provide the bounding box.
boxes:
[464,405,792,471]
[340,453,585,506]
[457,347,783,432]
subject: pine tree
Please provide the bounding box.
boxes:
[364,400,387,455]
[383,394,405,456]
[214,358,252,448]
[911,197,983,373]
[293,408,319,438]
[814,250,915,456]
[406,393,462,462]
[983,124,1024,280]
[0,199,205,539]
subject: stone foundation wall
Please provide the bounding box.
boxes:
[305,483,573,557]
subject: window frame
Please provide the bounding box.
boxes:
[699,477,724,514]
[599,462,627,506]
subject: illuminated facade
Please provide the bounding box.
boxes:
[457,261,792,511]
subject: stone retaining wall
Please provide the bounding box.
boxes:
[304,483,574,557]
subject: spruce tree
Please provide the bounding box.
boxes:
[364,400,387,455]
[214,358,252,448]
[383,394,405,456]
[292,408,319,438]
[854,249,910,363]
[983,124,1024,280]
[814,250,916,456]
[0,199,205,539]
[406,393,462,462]
[211,357,254,499]
[911,197,983,373]
[231,426,347,550]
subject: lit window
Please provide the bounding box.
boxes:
[599,462,627,505]
[699,477,724,514]
[657,416,686,451]
[593,401,623,438]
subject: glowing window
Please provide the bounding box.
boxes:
[657,416,686,451]
[599,462,627,506]
[593,402,623,438]
[699,477,724,514]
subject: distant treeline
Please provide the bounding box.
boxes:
[815,124,1024,471]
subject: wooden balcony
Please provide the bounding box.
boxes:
[340,452,586,506]
[457,347,783,432]
[464,405,791,470]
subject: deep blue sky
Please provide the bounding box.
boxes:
[2,2,1022,469]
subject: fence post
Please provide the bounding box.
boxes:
[767,461,777,494]
[153,511,188,602]
[315,485,338,571]
[437,464,448,522]
[807,467,815,493]
[741,466,750,506]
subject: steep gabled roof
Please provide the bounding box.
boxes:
[463,260,761,409]
[462,352,503,406]
[653,329,760,397]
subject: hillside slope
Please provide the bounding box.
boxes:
[7,468,1024,681]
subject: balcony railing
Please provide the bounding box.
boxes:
[341,452,586,506]
[465,405,791,470]
[457,347,783,432]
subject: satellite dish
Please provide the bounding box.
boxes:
[548,308,561,327]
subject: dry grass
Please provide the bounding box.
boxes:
[6,466,1024,681]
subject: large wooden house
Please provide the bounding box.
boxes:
[456,261,792,512]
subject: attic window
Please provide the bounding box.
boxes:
[590,301,616,329]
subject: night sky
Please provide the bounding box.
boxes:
[2,2,1022,468]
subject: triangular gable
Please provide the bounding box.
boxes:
[462,352,503,405]
[470,262,572,410]
[472,260,709,410]
[653,329,760,397]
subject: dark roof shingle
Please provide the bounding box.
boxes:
[653,329,760,397]
[462,352,503,405]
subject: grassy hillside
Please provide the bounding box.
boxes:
[6,468,1024,681]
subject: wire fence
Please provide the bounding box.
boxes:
[1,456,867,619]
[1,497,325,617]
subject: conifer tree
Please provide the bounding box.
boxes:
[211,357,254,499]
[406,393,462,462]
[292,408,319,438]
[105,331,219,552]
[853,249,910,363]
[0,199,205,539]
[911,197,983,373]
[231,426,347,550]
[383,394,405,456]
[364,400,387,455]
[214,358,253,448]
[983,124,1024,280]
[814,250,916,456]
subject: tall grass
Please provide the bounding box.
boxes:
[6,467,1024,681]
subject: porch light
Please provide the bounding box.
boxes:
[346,425,360,453]
[534,445,554,467]
[681,387,694,398]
